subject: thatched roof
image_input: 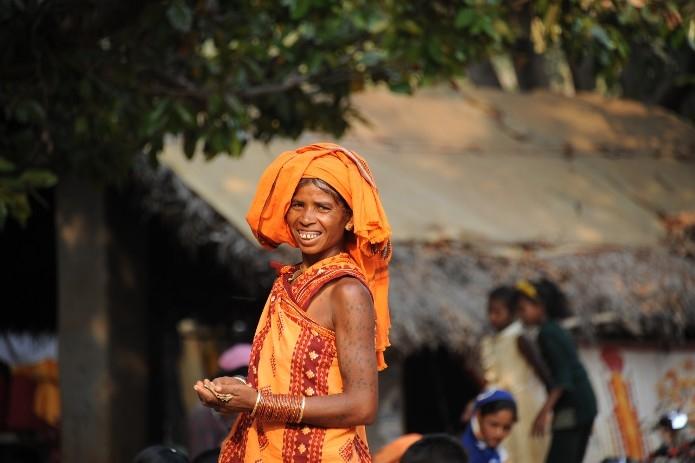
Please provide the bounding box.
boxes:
[134,86,695,353]
[134,156,279,297]
[389,242,695,354]
[133,160,695,353]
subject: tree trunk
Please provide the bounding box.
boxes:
[56,178,148,463]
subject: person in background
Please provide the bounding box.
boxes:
[513,279,598,463]
[133,445,189,463]
[461,389,517,463]
[649,411,694,461]
[401,434,468,463]
[187,343,251,460]
[373,433,423,463]
[462,286,551,463]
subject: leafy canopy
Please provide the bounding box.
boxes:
[1,0,693,226]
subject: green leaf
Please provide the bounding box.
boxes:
[143,100,170,136]
[591,25,615,50]
[455,9,477,30]
[388,81,412,94]
[288,0,312,20]
[0,157,14,173]
[427,38,444,64]
[14,99,45,123]
[18,169,58,189]
[166,0,193,32]
[8,193,30,226]
[174,102,194,125]
[401,20,421,35]
[0,201,7,229]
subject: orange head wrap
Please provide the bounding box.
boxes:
[246,142,392,370]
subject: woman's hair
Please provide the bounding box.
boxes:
[478,399,518,421]
[297,178,352,214]
[401,434,469,463]
[133,445,189,463]
[487,286,515,310]
[513,278,571,320]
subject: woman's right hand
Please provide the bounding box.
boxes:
[531,409,550,437]
[193,377,256,414]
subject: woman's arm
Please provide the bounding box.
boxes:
[300,277,378,427]
[516,335,553,390]
[531,325,574,436]
[195,277,378,428]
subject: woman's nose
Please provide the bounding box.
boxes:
[299,208,316,224]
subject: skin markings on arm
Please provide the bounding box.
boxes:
[332,279,377,396]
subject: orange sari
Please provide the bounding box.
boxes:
[219,253,372,463]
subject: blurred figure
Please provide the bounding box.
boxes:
[401,434,468,463]
[373,433,423,463]
[461,389,517,463]
[463,286,551,463]
[187,343,250,460]
[133,445,189,463]
[649,411,694,461]
[514,279,597,463]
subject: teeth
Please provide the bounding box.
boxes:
[299,231,320,240]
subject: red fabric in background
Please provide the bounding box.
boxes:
[6,373,44,431]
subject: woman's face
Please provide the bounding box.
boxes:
[478,409,515,448]
[286,182,351,262]
[488,299,514,332]
[517,298,545,326]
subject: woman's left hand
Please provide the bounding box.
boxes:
[193,376,257,414]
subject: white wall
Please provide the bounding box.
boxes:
[580,345,695,462]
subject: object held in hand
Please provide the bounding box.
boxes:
[204,382,234,403]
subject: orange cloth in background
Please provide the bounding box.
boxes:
[373,434,423,463]
[220,254,373,462]
[12,359,60,427]
[246,142,392,370]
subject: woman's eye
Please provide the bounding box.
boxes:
[318,205,330,211]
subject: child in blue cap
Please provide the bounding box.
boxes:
[461,389,517,463]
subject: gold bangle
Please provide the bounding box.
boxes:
[232,375,247,385]
[251,391,261,417]
[297,396,306,423]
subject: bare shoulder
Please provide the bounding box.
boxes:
[328,277,374,331]
[329,276,373,310]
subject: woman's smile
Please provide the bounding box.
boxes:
[296,230,322,242]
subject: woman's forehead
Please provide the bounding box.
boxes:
[292,182,338,201]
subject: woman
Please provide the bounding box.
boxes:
[513,279,597,463]
[193,143,392,462]
[470,286,551,463]
[461,389,517,463]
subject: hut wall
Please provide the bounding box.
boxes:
[579,345,695,461]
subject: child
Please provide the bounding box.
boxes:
[401,434,469,463]
[464,286,551,463]
[461,389,517,463]
[514,279,597,463]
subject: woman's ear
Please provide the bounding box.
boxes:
[345,218,354,231]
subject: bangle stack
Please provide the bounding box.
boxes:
[250,392,306,424]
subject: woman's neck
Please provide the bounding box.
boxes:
[300,245,346,268]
